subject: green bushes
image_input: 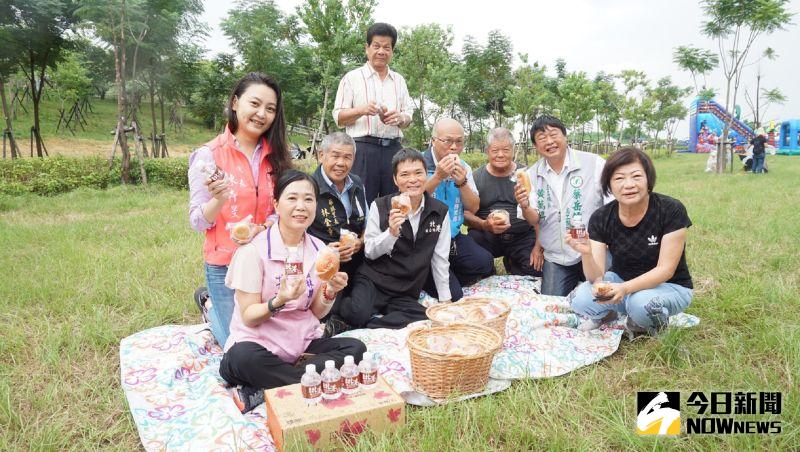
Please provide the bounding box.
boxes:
[0,156,190,196]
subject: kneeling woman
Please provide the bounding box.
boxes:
[219,170,366,412]
[565,148,693,335]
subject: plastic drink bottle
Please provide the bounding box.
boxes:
[358,352,378,389]
[300,364,322,405]
[340,355,360,395]
[320,360,342,400]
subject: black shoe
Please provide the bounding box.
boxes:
[194,286,210,323]
[323,315,351,338]
[233,385,264,414]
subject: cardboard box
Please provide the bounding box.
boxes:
[265,376,405,451]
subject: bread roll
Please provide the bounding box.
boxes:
[314,246,340,281]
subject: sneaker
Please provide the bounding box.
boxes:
[322,315,351,338]
[194,286,210,323]
[577,318,603,331]
[232,385,264,414]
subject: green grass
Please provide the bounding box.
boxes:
[4,96,312,157]
[1,153,798,450]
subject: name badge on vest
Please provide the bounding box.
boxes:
[424,220,441,234]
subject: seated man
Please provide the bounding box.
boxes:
[308,132,368,311]
[330,148,453,333]
[423,118,494,297]
[465,128,542,277]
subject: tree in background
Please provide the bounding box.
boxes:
[743,48,783,129]
[592,72,622,153]
[189,53,241,131]
[504,56,556,159]
[0,19,21,158]
[72,36,115,100]
[672,45,718,94]
[643,76,690,153]
[616,69,648,144]
[557,71,596,147]
[1,0,77,157]
[701,0,792,173]
[392,23,459,148]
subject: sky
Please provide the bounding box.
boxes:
[200,0,800,138]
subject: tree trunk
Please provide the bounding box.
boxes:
[116,0,131,183]
[0,79,20,158]
[149,76,159,158]
[312,86,329,156]
[754,71,761,128]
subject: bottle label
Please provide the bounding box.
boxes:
[322,380,341,394]
[570,226,586,240]
[343,376,359,391]
[301,384,322,399]
[360,371,378,386]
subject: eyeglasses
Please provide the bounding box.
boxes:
[432,136,465,147]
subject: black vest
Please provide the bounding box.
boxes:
[361,192,448,298]
[308,166,368,244]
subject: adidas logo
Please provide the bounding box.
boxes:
[647,235,659,246]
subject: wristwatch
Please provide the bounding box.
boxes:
[267,296,284,314]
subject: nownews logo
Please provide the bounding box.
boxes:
[636,391,782,436]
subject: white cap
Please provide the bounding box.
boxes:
[344,355,354,365]
[572,215,583,224]
[362,352,373,361]
[305,364,316,373]
[325,360,335,369]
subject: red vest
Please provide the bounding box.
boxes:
[203,127,275,265]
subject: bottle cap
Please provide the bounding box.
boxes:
[305,364,316,373]
[362,351,373,361]
[325,360,335,369]
[572,215,583,224]
[344,355,354,365]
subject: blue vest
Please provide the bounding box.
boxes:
[423,148,464,238]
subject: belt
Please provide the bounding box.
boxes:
[353,136,400,147]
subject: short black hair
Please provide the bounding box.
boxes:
[391,148,425,176]
[530,115,567,144]
[600,147,657,196]
[274,169,319,201]
[367,22,397,48]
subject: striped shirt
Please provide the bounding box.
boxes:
[332,63,414,139]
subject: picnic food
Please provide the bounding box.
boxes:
[593,281,613,301]
[314,245,340,281]
[425,335,483,356]
[490,209,510,225]
[515,169,531,193]
[232,223,252,241]
[391,193,412,216]
[429,300,508,323]
[338,229,357,248]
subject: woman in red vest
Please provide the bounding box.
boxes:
[188,72,292,346]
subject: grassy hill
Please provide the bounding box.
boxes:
[0,153,798,449]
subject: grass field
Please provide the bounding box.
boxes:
[4,96,311,158]
[1,153,798,450]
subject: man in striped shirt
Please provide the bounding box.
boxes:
[332,22,415,205]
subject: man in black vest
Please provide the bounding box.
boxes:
[308,132,368,311]
[327,148,452,334]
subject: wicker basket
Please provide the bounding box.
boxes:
[426,296,511,338]
[406,324,503,399]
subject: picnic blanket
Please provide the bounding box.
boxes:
[120,275,699,450]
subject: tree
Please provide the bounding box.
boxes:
[592,72,622,152]
[743,48,781,128]
[0,0,77,157]
[616,69,648,144]
[297,0,376,152]
[72,36,115,99]
[504,57,556,150]
[557,71,596,148]
[643,77,690,152]
[0,21,21,158]
[189,53,242,130]
[672,45,718,93]
[392,24,456,132]
[701,0,793,173]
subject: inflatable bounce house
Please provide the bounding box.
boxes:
[688,99,754,153]
[777,119,800,155]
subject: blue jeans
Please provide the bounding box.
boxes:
[752,154,765,173]
[205,263,235,346]
[541,260,585,296]
[570,271,693,334]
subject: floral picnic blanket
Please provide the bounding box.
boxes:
[120,275,699,450]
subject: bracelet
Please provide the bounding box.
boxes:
[321,283,337,304]
[454,178,468,188]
